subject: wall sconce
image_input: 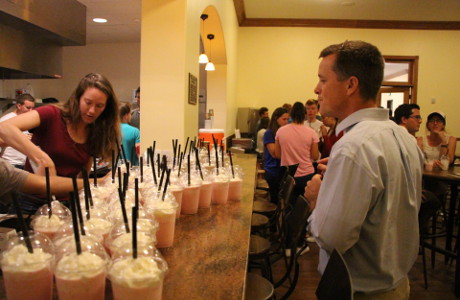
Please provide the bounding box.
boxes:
[199,14,209,64]
[205,34,215,71]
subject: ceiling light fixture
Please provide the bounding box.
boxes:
[93,18,107,23]
[199,14,209,64]
[205,34,215,71]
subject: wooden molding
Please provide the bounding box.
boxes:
[240,18,460,30]
[232,1,460,30]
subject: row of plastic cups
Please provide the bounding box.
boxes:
[1,231,168,300]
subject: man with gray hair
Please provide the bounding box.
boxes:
[0,94,36,168]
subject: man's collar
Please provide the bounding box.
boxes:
[336,107,390,134]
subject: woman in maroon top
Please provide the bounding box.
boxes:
[319,116,343,158]
[0,73,120,212]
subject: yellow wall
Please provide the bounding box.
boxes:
[236,27,460,137]
[140,0,239,153]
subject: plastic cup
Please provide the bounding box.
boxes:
[169,185,184,219]
[54,236,108,300]
[228,178,243,201]
[181,183,201,214]
[424,161,434,171]
[1,232,54,300]
[211,171,230,204]
[109,255,168,300]
[145,201,178,248]
[32,200,71,240]
[199,181,213,208]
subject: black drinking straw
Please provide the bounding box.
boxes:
[183,137,190,157]
[118,166,122,189]
[149,148,157,185]
[229,150,235,178]
[135,178,139,209]
[131,146,136,166]
[81,169,91,218]
[117,188,130,233]
[146,147,151,166]
[195,147,203,180]
[123,173,129,199]
[193,136,197,149]
[140,156,144,183]
[111,149,115,183]
[69,192,82,255]
[187,154,191,186]
[188,140,193,156]
[12,194,33,253]
[158,167,166,192]
[221,144,224,167]
[126,161,130,177]
[132,206,138,259]
[73,177,86,235]
[82,168,93,207]
[207,143,211,166]
[213,137,219,174]
[178,152,184,176]
[157,153,161,177]
[93,156,97,187]
[45,167,52,218]
[162,169,171,201]
[176,144,181,168]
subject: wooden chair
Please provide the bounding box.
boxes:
[316,249,353,300]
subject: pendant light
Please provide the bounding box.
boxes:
[199,14,209,64]
[205,34,215,71]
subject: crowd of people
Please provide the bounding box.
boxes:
[0,40,458,300]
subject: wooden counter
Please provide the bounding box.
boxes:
[0,153,257,300]
[161,153,257,300]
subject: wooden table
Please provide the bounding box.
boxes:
[160,153,257,299]
[423,166,460,296]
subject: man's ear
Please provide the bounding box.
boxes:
[346,76,359,96]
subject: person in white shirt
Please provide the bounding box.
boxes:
[304,99,323,140]
[0,94,36,169]
[304,40,423,299]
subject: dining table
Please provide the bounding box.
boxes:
[423,165,460,296]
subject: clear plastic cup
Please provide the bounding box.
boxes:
[144,200,178,248]
[227,165,244,201]
[54,236,109,300]
[1,231,54,300]
[109,252,168,300]
[211,168,230,204]
[181,174,202,214]
[169,184,184,218]
[32,200,71,240]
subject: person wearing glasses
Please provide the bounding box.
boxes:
[418,111,456,168]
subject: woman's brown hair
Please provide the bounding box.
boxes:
[58,73,121,160]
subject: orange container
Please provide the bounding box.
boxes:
[198,129,225,149]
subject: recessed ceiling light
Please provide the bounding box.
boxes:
[93,18,107,23]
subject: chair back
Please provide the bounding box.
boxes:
[316,249,353,300]
[285,195,311,248]
[278,175,295,209]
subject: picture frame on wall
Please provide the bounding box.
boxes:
[188,73,197,105]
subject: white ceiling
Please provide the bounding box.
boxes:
[77,0,460,44]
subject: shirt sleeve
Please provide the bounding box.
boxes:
[135,128,140,144]
[264,130,275,145]
[0,159,28,198]
[309,149,381,254]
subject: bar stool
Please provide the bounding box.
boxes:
[245,272,274,300]
[249,234,273,282]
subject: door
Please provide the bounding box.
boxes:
[378,87,411,116]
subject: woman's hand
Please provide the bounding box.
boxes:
[32,150,56,176]
[320,125,328,138]
[432,159,443,169]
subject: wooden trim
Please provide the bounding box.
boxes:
[232,0,246,26]
[241,18,460,30]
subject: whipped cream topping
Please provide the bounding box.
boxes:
[85,218,113,235]
[109,257,164,288]
[55,252,105,279]
[33,214,64,231]
[214,173,229,182]
[1,245,52,272]
[111,232,155,250]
